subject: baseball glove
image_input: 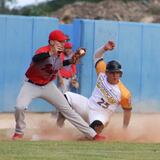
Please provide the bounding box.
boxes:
[71,48,86,64]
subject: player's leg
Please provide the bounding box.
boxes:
[65,91,89,121]
[88,109,113,134]
[56,78,70,124]
[89,120,104,134]
[58,78,70,93]
[56,111,65,127]
[42,83,96,139]
[13,81,41,139]
[63,78,71,92]
[57,91,89,127]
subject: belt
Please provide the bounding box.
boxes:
[28,79,47,86]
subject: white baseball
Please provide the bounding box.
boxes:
[80,49,85,55]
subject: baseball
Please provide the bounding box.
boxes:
[79,49,85,55]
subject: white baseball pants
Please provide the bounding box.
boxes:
[65,92,113,126]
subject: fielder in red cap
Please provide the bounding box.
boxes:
[12,29,98,140]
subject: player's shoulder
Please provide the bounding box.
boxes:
[118,81,132,109]
[118,81,131,94]
[35,45,50,55]
[95,58,106,75]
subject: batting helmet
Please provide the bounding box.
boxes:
[106,60,123,74]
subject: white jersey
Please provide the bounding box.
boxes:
[89,72,121,112]
[64,46,132,126]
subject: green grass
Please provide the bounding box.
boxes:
[0,141,159,160]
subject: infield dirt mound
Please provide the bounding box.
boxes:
[1,112,160,142]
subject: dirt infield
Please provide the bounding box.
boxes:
[1,112,160,142]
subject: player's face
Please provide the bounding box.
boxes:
[106,71,121,85]
[55,40,65,50]
[50,40,65,55]
[65,48,72,56]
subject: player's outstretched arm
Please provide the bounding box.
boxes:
[123,109,131,129]
[94,41,115,59]
[94,41,115,75]
[63,48,86,66]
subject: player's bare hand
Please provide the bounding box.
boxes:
[103,41,115,51]
[71,78,79,89]
[57,74,64,87]
[54,41,64,55]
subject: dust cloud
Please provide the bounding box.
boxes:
[104,113,160,143]
[2,112,160,142]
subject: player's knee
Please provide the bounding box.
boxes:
[16,98,28,110]
[89,120,104,134]
[15,105,26,111]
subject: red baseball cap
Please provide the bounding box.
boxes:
[49,30,68,42]
[64,42,73,49]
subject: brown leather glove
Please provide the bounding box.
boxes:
[71,48,86,64]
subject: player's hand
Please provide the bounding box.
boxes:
[103,41,115,51]
[49,44,62,56]
[71,48,86,64]
[59,79,64,86]
[51,41,64,56]
[58,76,64,87]
[71,78,79,89]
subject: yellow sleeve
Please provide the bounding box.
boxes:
[95,59,106,75]
[118,81,132,110]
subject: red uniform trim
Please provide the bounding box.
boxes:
[35,45,51,55]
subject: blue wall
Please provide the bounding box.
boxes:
[0,15,59,112]
[0,15,160,112]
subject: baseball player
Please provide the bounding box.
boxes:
[57,41,132,138]
[12,29,102,140]
[57,42,79,93]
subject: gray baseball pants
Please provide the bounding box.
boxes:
[15,79,96,139]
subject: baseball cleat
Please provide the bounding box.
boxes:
[12,133,24,140]
[93,134,106,141]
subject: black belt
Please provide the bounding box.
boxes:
[28,79,47,86]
